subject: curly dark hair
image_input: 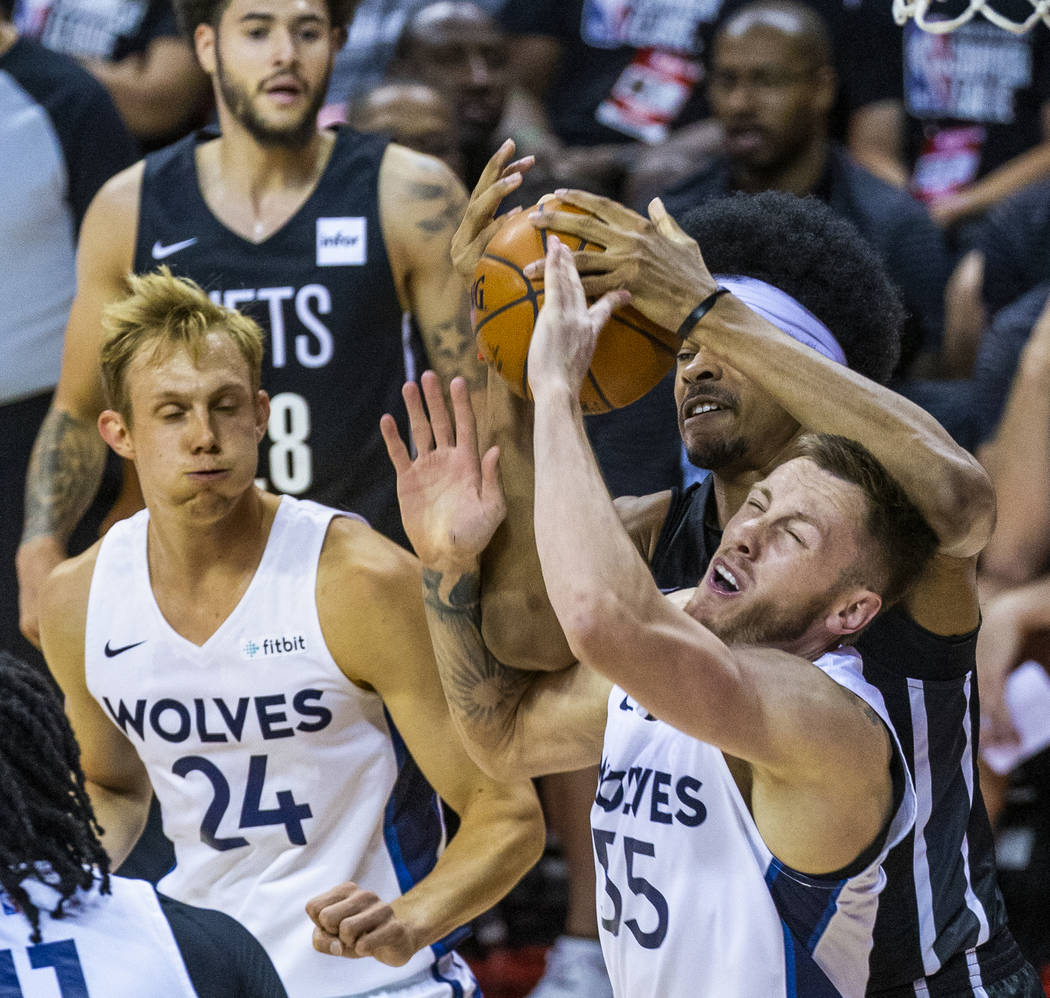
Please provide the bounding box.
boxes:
[0,652,110,944]
[174,0,360,36]
[678,191,903,385]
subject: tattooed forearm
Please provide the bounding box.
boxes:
[423,311,485,390]
[21,409,107,544]
[422,567,534,749]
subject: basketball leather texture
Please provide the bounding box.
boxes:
[470,198,678,413]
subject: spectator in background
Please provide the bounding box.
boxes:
[495,0,906,211]
[661,1,951,384]
[347,79,464,177]
[13,0,211,152]
[0,650,289,997]
[319,0,504,124]
[928,169,1050,437]
[387,1,508,187]
[975,177,1050,318]
[934,177,1050,451]
[969,283,1050,453]
[496,0,722,205]
[0,0,135,668]
[865,0,1050,237]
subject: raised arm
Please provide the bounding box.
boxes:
[379,143,487,396]
[529,190,995,563]
[17,165,142,646]
[379,372,610,780]
[524,237,896,873]
[38,548,153,868]
[445,140,585,671]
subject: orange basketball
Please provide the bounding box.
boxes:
[470,197,678,414]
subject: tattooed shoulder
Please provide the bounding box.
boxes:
[393,152,468,237]
[862,703,882,728]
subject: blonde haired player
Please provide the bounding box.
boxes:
[40,268,544,998]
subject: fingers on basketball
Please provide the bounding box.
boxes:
[470,197,678,414]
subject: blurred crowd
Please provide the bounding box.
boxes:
[3,1,1050,996]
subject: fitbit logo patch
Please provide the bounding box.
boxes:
[243,635,306,659]
[316,217,366,266]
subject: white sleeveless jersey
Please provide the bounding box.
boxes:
[593,647,917,998]
[0,875,197,997]
[85,497,456,998]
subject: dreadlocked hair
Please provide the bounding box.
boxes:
[0,651,111,943]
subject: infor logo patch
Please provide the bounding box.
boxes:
[316,217,366,266]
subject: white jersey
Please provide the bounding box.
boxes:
[593,647,917,998]
[85,497,461,998]
[0,875,197,997]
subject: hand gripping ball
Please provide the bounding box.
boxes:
[470,197,679,414]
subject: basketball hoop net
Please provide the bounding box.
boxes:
[892,0,1050,32]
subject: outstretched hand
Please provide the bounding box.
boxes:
[524,191,716,333]
[450,138,535,286]
[526,235,631,401]
[381,371,506,569]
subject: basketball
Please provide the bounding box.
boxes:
[470,198,679,414]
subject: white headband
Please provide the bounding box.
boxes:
[714,275,846,366]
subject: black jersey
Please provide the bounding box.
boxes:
[134,126,425,548]
[649,481,1030,996]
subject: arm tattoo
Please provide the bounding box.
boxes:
[421,567,534,742]
[410,180,466,236]
[22,409,107,544]
[424,315,485,390]
[403,170,482,387]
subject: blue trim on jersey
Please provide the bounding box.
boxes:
[380,708,470,958]
[430,960,467,998]
[381,707,444,891]
[781,920,798,998]
[807,881,845,951]
[764,859,852,997]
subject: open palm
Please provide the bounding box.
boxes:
[381,372,506,568]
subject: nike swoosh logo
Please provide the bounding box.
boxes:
[104,639,147,658]
[152,237,198,260]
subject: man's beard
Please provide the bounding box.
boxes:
[215,47,327,148]
[704,584,840,650]
[683,434,749,473]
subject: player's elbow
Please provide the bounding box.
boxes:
[932,458,997,558]
[558,590,635,667]
[450,719,538,785]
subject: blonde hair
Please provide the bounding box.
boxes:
[100,267,264,419]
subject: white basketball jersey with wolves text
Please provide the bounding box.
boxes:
[85,498,450,997]
[594,647,916,998]
[0,875,197,997]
